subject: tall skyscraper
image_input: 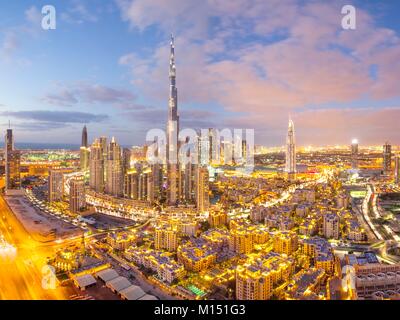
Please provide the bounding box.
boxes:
[351,139,359,170]
[182,162,196,202]
[48,169,65,202]
[195,166,209,212]
[80,125,90,171]
[148,163,163,204]
[124,168,139,200]
[285,119,296,174]
[179,136,196,203]
[166,34,180,205]
[89,138,105,193]
[105,137,123,197]
[198,132,210,166]
[208,128,219,165]
[395,156,400,185]
[383,142,392,175]
[4,128,21,192]
[69,176,86,213]
[122,148,132,175]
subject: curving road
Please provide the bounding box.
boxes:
[0,195,72,300]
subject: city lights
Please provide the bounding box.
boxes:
[0,0,400,308]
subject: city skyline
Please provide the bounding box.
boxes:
[1,0,400,147]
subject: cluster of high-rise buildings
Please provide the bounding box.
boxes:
[82,36,210,212]
[350,139,399,177]
[284,119,400,184]
[88,136,125,197]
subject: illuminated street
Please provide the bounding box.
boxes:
[0,195,71,300]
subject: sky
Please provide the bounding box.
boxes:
[0,0,399,147]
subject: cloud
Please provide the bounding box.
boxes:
[117,0,400,145]
[1,31,19,58]
[0,6,42,62]
[43,89,79,106]
[294,107,400,145]
[2,110,109,123]
[121,107,219,130]
[61,0,100,24]
[9,121,70,131]
[24,6,42,26]
[42,83,136,106]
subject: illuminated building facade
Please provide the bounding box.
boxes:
[181,162,196,203]
[323,213,340,239]
[69,176,86,213]
[229,229,254,254]
[177,240,216,272]
[208,211,228,227]
[300,237,338,275]
[105,137,123,197]
[383,142,392,175]
[195,166,209,212]
[236,253,294,300]
[208,128,219,165]
[395,156,400,185]
[148,163,163,204]
[48,169,65,202]
[124,169,139,199]
[89,138,105,193]
[351,139,359,169]
[273,232,298,255]
[155,227,178,252]
[106,232,137,251]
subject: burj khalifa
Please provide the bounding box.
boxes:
[166,35,180,205]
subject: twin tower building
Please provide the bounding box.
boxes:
[81,36,209,211]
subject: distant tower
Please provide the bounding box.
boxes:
[105,137,123,197]
[395,156,400,185]
[166,34,180,205]
[351,139,359,170]
[285,119,296,174]
[82,125,88,148]
[80,125,90,171]
[383,142,392,175]
[4,128,21,192]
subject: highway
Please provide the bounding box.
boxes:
[0,195,72,300]
[361,184,384,241]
